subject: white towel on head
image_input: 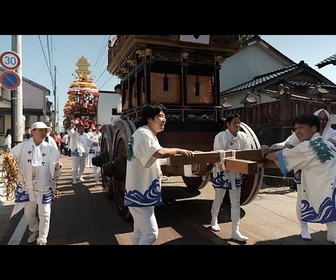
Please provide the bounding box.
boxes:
[31,143,42,166]
[314,109,333,139]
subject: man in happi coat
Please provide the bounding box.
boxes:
[262,114,336,244]
[10,122,61,245]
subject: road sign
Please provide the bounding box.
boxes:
[0,71,21,90]
[0,51,21,70]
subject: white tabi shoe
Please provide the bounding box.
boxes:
[327,232,334,243]
[27,231,39,244]
[210,217,220,232]
[300,229,312,240]
[231,230,249,242]
[210,224,221,232]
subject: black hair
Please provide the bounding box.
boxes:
[226,113,241,124]
[5,128,11,138]
[293,114,320,132]
[217,118,227,131]
[114,84,122,91]
[139,103,167,126]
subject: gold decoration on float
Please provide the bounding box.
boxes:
[180,52,189,61]
[136,48,152,58]
[75,56,91,79]
[126,59,136,67]
[215,55,224,64]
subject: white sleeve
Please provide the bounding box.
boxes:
[48,136,59,150]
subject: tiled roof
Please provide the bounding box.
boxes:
[221,63,302,95]
[316,54,336,69]
[286,80,336,90]
[221,61,336,96]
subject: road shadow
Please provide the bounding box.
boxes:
[254,230,333,245]
[156,186,248,245]
[161,186,201,203]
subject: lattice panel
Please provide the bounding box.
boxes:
[150,73,182,104]
[187,75,213,105]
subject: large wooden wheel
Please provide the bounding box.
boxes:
[223,122,264,205]
[111,119,137,220]
[181,163,212,191]
[100,124,115,199]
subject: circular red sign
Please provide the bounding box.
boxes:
[0,51,21,70]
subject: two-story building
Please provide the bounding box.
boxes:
[220,35,336,144]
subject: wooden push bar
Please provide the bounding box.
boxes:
[215,158,258,174]
[166,149,280,174]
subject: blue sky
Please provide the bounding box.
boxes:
[261,35,336,81]
[0,35,120,125]
[1,35,336,125]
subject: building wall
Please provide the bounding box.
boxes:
[0,68,50,148]
[0,82,46,110]
[220,42,292,93]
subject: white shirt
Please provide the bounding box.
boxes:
[46,135,58,150]
[88,131,102,155]
[67,128,94,156]
[10,138,60,204]
[62,134,69,145]
[4,134,11,149]
[117,96,122,114]
[212,129,251,190]
[124,125,163,207]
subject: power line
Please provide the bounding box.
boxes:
[37,35,54,88]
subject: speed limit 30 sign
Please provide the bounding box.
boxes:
[0,51,21,70]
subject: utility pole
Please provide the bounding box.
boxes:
[53,65,57,130]
[11,35,24,146]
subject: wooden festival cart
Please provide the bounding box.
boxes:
[96,35,271,220]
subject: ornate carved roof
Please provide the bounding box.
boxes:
[107,35,242,78]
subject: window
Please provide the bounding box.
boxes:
[0,115,4,135]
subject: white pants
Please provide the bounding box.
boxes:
[128,206,158,245]
[24,201,51,243]
[211,187,241,221]
[72,155,86,180]
[326,221,336,243]
[87,153,94,167]
[296,185,308,228]
[93,165,101,181]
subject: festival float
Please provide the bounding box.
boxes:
[62,56,99,128]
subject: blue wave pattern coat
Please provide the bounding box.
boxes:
[124,126,163,207]
[10,138,60,204]
[277,133,336,223]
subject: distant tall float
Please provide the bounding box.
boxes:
[62,56,99,128]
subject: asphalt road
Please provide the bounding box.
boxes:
[0,154,333,246]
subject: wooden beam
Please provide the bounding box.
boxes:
[166,149,281,169]
[166,150,222,166]
[215,159,258,174]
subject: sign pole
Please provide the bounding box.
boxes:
[10,87,17,147]
[10,35,23,146]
